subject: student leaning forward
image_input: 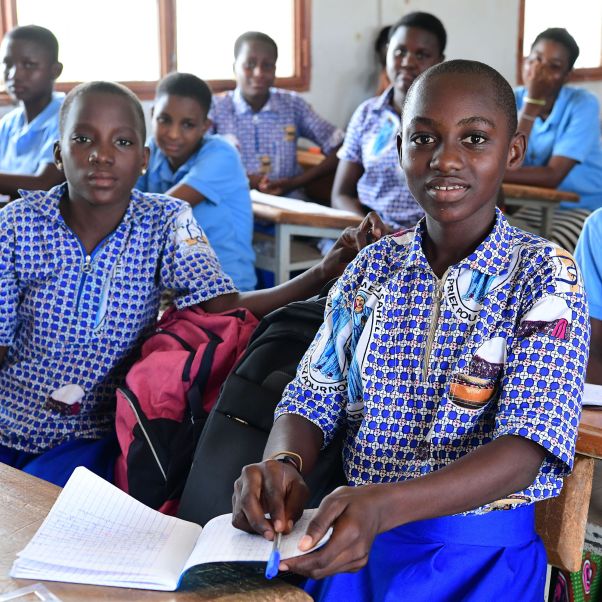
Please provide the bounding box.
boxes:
[232,60,590,601]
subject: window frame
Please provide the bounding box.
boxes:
[0,0,311,102]
[517,0,602,83]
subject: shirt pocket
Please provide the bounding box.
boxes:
[447,372,499,412]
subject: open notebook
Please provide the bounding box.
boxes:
[10,467,328,591]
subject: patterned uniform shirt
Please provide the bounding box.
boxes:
[209,87,344,179]
[0,184,236,453]
[276,210,589,513]
[338,87,423,230]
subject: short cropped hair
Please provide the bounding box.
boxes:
[532,28,580,71]
[405,59,518,136]
[5,25,59,63]
[155,72,212,115]
[59,81,146,141]
[234,31,278,61]
[390,12,447,56]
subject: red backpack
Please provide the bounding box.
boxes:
[114,305,258,515]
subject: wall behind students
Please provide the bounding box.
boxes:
[301,0,602,128]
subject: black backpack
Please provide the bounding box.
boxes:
[177,285,346,525]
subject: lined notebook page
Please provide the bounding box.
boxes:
[184,510,328,571]
[11,467,201,590]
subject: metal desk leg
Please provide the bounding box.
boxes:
[274,223,292,285]
[541,204,555,240]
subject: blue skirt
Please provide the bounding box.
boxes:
[304,505,546,602]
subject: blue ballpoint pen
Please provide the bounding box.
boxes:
[265,532,282,579]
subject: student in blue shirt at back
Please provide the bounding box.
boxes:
[505,28,602,252]
[137,73,256,291]
[0,25,65,197]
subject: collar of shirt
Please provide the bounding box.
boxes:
[372,86,396,113]
[16,92,65,134]
[404,208,514,277]
[19,182,148,226]
[232,86,278,115]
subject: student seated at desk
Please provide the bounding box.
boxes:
[331,12,446,231]
[505,28,602,252]
[232,60,589,602]
[0,81,378,488]
[209,31,344,199]
[0,25,65,198]
[137,72,256,291]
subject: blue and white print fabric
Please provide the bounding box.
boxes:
[338,87,423,230]
[209,87,344,179]
[276,209,590,513]
[0,184,236,452]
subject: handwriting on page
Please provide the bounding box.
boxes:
[18,467,197,577]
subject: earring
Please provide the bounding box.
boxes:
[56,161,63,171]
[140,167,147,176]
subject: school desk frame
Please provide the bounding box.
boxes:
[502,183,579,239]
[252,202,362,286]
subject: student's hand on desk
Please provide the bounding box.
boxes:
[280,484,391,578]
[258,176,298,196]
[248,173,269,190]
[232,459,309,540]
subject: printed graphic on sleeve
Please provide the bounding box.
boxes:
[548,247,581,295]
[516,295,572,340]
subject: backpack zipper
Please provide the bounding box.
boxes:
[119,387,167,483]
[422,268,449,381]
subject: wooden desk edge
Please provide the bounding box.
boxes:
[253,202,362,229]
[502,183,579,204]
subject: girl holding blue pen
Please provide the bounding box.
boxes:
[232,60,589,601]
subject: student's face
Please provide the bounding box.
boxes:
[400,73,525,228]
[0,37,61,104]
[152,94,210,170]
[234,40,277,100]
[522,39,571,94]
[56,92,148,210]
[386,26,443,95]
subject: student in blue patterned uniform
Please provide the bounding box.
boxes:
[232,60,590,601]
[0,25,65,197]
[505,28,602,252]
[0,81,377,488]
[332,12,445,231]
[209,31,344,198]
[137,73,256,291]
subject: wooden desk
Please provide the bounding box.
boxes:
[252,193,362,285]
[0,464,310,602]
[502,183,579,239]
[577,408,602,459]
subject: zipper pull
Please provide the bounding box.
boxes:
[82,255,92,274]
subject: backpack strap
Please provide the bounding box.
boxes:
[186,327,223,421]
